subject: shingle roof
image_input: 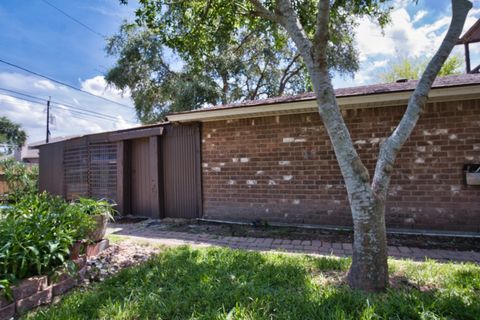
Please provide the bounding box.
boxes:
[170,73,480,116]
[458,19,480,44]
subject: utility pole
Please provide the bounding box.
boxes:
[46,96,51,143]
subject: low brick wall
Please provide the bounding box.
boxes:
[201,99,480,232]
[0,239,108,319]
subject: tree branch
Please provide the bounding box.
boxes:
[249,0,280,23]
[372,0,472,197]
[275,0,313,67]
[312,0,330,70]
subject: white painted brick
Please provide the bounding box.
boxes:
[240,157,249,163]
[246,180,257,185]
[283,175,293,181]
[278,161,290,165]
[283,137,295,143]
[414,158,425,164]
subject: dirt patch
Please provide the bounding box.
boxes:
[81,241,160,284]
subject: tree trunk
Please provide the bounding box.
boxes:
[250,0,472,293]
[347,195,388,291]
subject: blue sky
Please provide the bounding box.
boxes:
[0,0,479,144]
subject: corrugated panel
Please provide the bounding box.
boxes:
[89,142,117,201]
[64,144,88,200]
[162,124,201,219]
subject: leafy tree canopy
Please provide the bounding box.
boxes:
[0,116,26,155]
[106,23,310,123]
[379,55,463,83]
[113,0,391,123]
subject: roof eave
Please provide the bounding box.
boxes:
[167,84,480,123]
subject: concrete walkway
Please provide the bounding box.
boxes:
[108,223,480,263]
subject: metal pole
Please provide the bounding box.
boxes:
[46,96,51,143]
[465,43,471,73]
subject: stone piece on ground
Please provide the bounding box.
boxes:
[77,265,87,282]
[12,276,48,301]
[86,239,110,257]
[52,276,76,297]
[0,302,15,320]
[15,286,52,314]
[73,255,87,269]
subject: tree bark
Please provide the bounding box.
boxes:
[249,0,472,292]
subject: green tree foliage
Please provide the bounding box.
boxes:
[106,23,312,123]
[111,0,390,123]
[379,55,463,83]
[0,116,27,155]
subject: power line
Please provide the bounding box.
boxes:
[0,87,136,123]
[0,58,134,109]
[40,0,105,39]
[0,92,134,124]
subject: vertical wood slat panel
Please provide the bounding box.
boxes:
[39,142,64,196]
[130,138,156,217]
[149,136,161,218]
[162,124,201,219]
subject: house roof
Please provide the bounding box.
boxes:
[167,73,480,122]
[458,19,480,44]
[31,122,169,148]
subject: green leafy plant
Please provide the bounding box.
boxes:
[73,198,116,221]
[0,193,95,288]
[0,158,38,202]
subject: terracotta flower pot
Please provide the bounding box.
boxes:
[88,214,109,242]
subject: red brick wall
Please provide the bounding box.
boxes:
[201,99,480,232]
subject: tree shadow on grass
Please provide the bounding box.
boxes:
[25,247,480,320]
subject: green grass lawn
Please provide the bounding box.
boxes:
[25,246,479,320]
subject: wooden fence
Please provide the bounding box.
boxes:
[0,173,8,195]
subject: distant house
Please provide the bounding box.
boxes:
[13,146,39,164]
[34,74,480,233]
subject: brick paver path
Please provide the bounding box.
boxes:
[108,223,480,263]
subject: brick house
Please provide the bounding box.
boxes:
[168,74,480,232]
[36,74,480,233]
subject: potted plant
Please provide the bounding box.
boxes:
[74,198,116,242]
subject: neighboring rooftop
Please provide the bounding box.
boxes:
[458,19,480,44]
[168,73,480,121]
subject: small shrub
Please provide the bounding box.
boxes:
[0,192,95,292]
[73,197,116,221]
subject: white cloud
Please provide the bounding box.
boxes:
[412,10,428,24]
[33,80,56,91]
[340,2,480,87]
[0,72,138,144]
